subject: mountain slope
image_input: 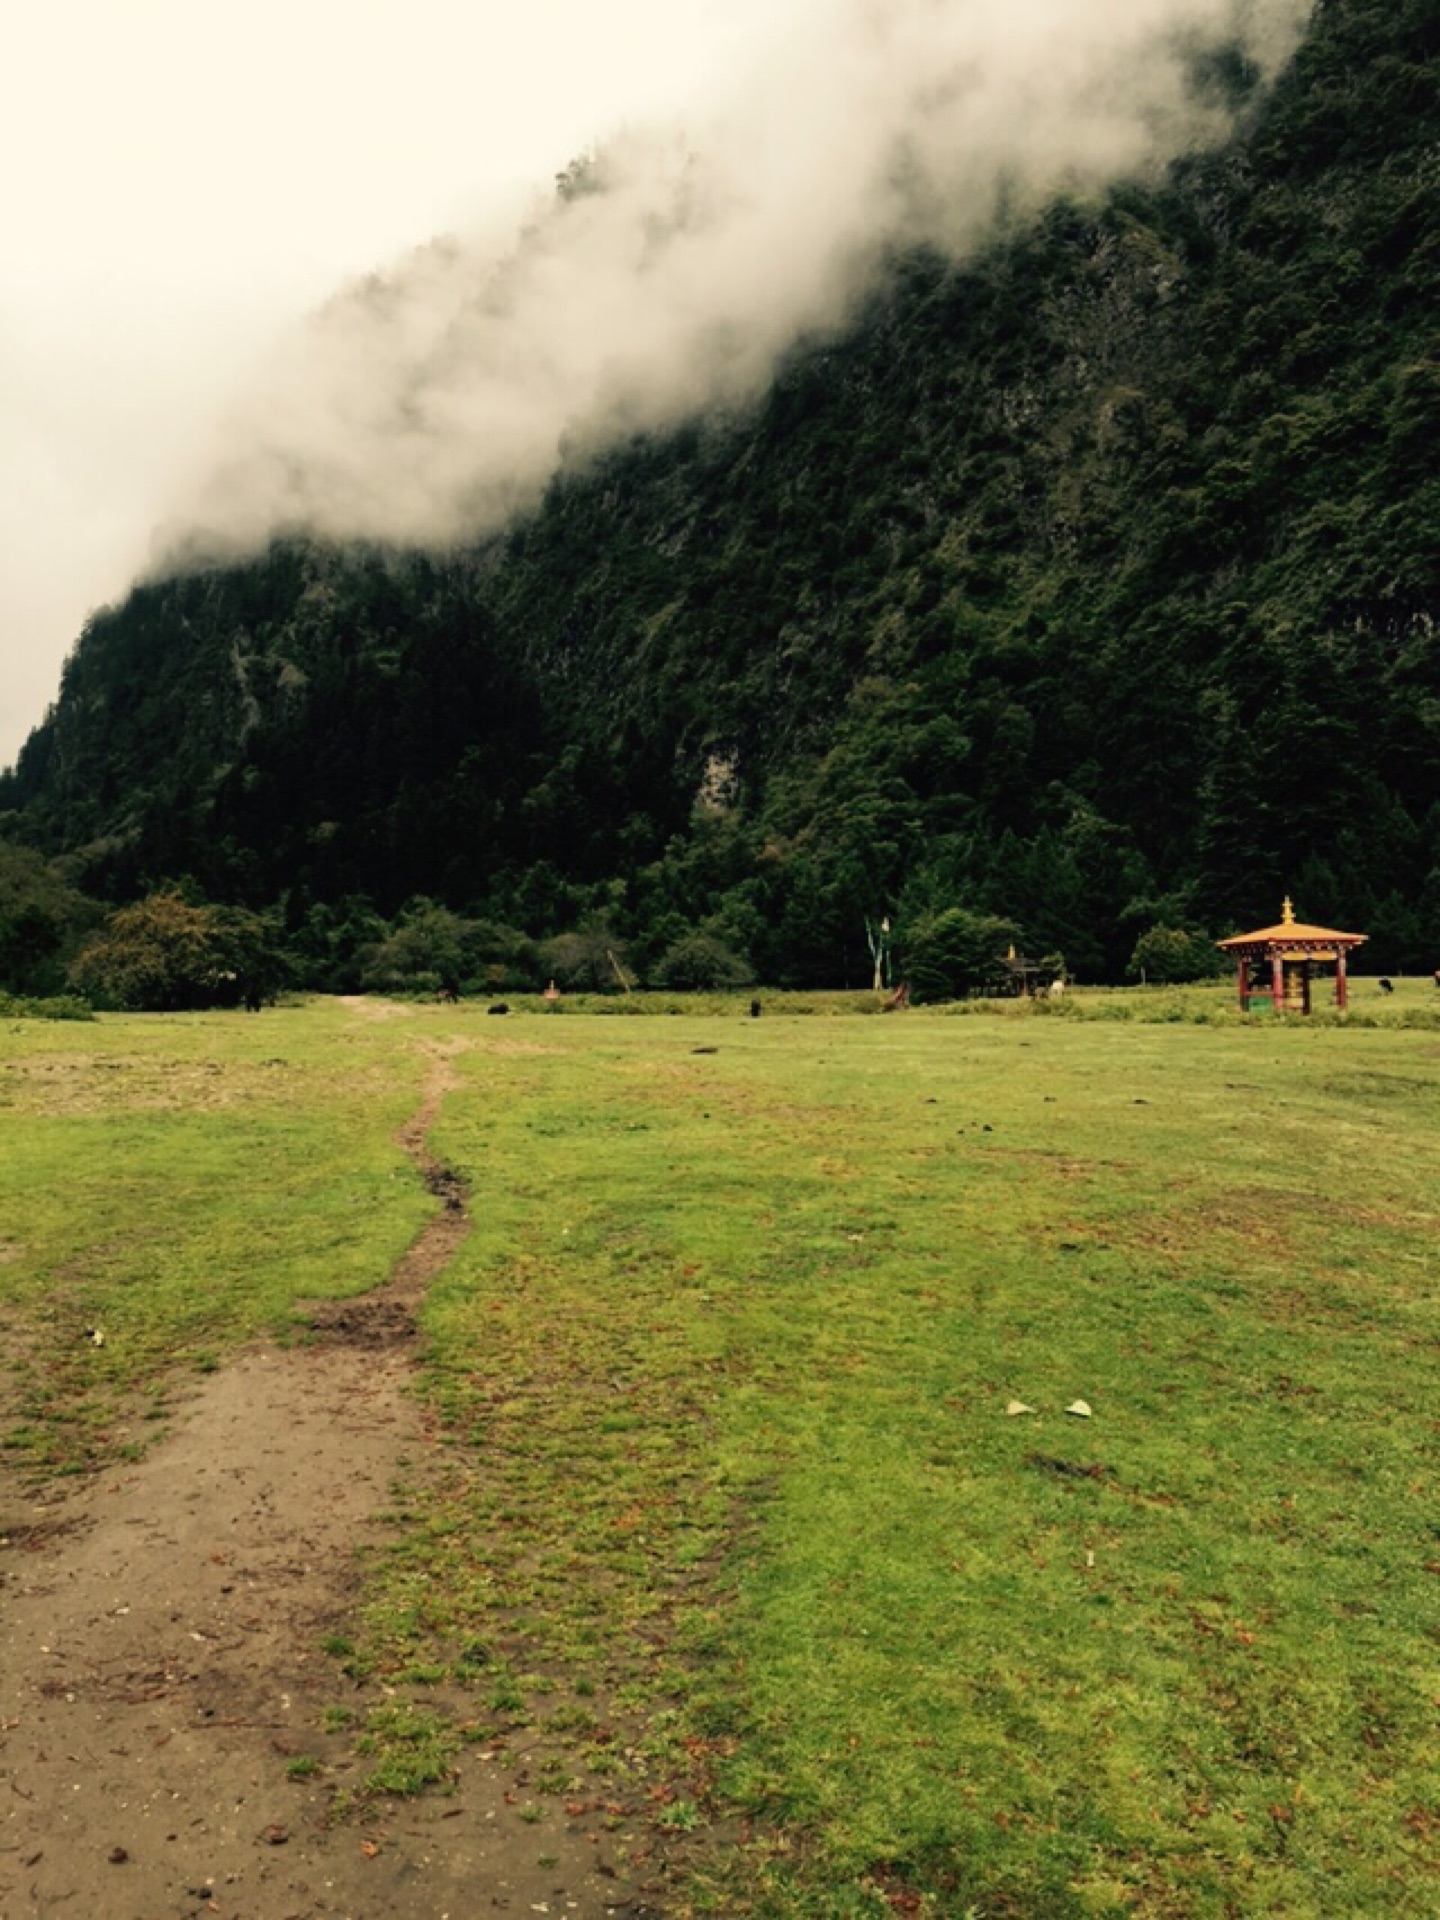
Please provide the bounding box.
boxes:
[4,0,1437,981]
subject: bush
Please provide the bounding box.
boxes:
[460,919,543,995]
[0,840,97,995]
[901,908,1024,1003]
[69,892,286,1011]
[652,932,755,990]
[353,906,544,997]
[541,921,635,994]
[0,990,95,1021]
[359,901,466,995]
[1126,925,1224,985]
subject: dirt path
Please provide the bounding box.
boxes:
[1,1039,652,1919]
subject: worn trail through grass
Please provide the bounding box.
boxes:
[1,1010,655,1918]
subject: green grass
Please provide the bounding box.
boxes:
[993,974,1440,1031]
[356,1702,461,1795]
[0,999,431,1471]
[3,994,1437,1913]
[456,974,1440,1029]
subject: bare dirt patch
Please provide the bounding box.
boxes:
[473,1037,565,1059]
[0,1055,255,1118]
[1,1038,656,1918]
[336,996,413,1024]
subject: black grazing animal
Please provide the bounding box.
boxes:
[1378,978,1394,994]
[749,1000,762,1018]
[487,1003,510,1016]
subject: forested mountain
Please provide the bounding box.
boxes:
[3,0,1437,985]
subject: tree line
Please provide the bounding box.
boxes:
[1,852,1231,1012]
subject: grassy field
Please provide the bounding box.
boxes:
[3,991,1437,1913]
[0,1000,432,1471]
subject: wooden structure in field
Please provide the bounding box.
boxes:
[988,945,1061,998]
[1216,898,1367,1013]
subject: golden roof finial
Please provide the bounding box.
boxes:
[1281,896,1295,926]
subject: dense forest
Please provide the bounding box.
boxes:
[2,0,1437,996]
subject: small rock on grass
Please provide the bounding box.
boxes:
[1005,1400,1036,1416]
[1065,1400,1093,1418]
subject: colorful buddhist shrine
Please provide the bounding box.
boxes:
[1216,898,1368,1013]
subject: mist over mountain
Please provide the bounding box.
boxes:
[3,0,1437,991]
[170,0,1310,562]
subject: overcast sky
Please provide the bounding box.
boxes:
[0,0,807,767]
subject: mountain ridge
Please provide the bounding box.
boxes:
[3,0,1437,985]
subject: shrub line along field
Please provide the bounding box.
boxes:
[2,989,1437,1916]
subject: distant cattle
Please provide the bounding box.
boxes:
[749,999,763,1018]
[1378,978,1394,994]
[488,1003,510,1016]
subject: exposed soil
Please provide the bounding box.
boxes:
[1,1036,665,1918]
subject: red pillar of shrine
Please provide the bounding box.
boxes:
[1271,952,1285,1010]
[1336,948,1349,1010]
[1236,960,1250,1011]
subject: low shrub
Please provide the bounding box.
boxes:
[0,990,96,1021]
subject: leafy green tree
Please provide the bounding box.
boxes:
[209,904,289,1007]
[457,919,542,994]
[901,908,1023,1003]
[1126,925,1224,985]
[0,841,95,993]
[541,920,633,993]
[359,900,467,995]
[69,892,284,1010]
[288,895,390,992]
[652,931,754,990]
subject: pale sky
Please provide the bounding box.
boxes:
[0,0,802,768]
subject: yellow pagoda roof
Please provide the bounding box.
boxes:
[1216,897,1367,950]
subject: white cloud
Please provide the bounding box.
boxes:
[0,0,808,765]
[183,0,1310,560]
